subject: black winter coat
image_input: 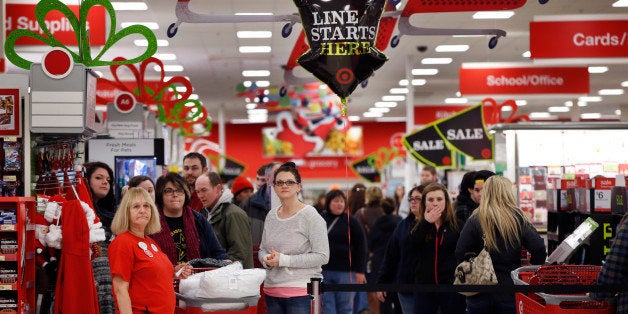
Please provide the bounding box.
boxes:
[408,218,462,285]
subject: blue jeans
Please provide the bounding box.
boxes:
[397,292,414,314]
[265,295,311,314]
[465,294,515,314]
[322,270,355,314]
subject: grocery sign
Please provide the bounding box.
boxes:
[5,3,106,46]
[530,16,628,59]
[459,65,589,95]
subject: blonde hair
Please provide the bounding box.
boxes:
[111,187,161,236]
[414,183,458,232]
[473,176,530,252]
[365,186,383,207]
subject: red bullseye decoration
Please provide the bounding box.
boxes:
[41,48,73,79]
[114,92,136,113]
[335,68,354,85]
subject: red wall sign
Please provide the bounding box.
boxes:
[5,3,106,46]
[459,66,589,95]
[413,105,469,125]
[530,19,628,59]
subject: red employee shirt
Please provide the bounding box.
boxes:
[109,231,176,314]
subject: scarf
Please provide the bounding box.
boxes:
[152,206,201,264]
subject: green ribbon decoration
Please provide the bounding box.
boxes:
[4,0,157,69]
[157,98,213,137]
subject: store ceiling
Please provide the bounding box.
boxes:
[7,0,628,123]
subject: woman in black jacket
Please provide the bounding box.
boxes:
[408,183,465,314]
[455,176,546,314]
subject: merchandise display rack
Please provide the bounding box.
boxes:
[0,197,35,314]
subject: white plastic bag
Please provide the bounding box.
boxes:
[197,262,266,299]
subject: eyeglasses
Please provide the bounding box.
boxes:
[274,180,298,187]
[163,188,185,196]
[408,197,422,203]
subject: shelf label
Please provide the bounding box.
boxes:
[0,225,16,231]
[594,189,612,212]
[0,284,12,290]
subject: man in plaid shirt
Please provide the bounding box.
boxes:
[592,214,628,313]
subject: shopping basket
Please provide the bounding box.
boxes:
[174,268,259,314]
[511,265,615,314]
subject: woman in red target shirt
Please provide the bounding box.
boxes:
[109,187,192,314]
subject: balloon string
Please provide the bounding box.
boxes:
[341,97,347,116]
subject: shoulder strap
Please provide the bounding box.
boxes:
[327,216,340,234]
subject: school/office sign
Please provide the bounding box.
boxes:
[459,65,589,95]
[5,3,106,46]
[530,15,628,59]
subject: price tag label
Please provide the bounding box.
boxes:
[0,225,15,231]
[0,285,12,290]
[594,189,611,212]
[0,256,5,261]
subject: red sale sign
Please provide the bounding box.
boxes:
[459,66,589,95]
[5,3,106,46]
[413,105,469,125]
[531,18,628,59]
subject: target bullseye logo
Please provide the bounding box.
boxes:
[41,48,74,79]
[114,92,136,113]
[335,68,354,85]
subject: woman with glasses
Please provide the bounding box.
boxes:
[84,161,117,314]
[409,183,466,314]
[376,184,426,313]
[151,172,228,265]
[259,162,329,314]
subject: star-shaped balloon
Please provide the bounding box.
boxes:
[294,0,388,111]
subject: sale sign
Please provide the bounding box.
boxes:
[459,65,589,95]
[530,16,628,59]
[403,124,455,168]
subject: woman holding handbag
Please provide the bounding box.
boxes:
[408,183,466,314]
[455,176,546,314]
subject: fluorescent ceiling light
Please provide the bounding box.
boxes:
[615,109,622,115]
[588,66,608,73]
[111,2,147,10]
[578,96,602,102]
[613,0,628,7]
[515,100,527,106]
[564,101,573,107]
[622,81,628,87]
[369,107,390,113]
[155,65,184,72]
[577,101,587,107]
[529,112,552,118]
[473,11,515,19]
[548,106,570,113]
[189,94,199,100]
[501,106,512,112]
[445,98,467,104]
[421,58,452,65]
[581,113,601,119]
[154,53,177,60]
[248,116,268,123]
[390,88,409,94]
[522,51,531,58]
[256,81,270,87]
[435,45,469,52]
[363,111,383,118]
[242,70,270,77]
[412,68,439,75]
[382,95,405,101]
[348,116,360,122]
[237,31,272,39]
[246,103,257,110]
[134,39,168,47]
[235,12,273,15]
[399,79,427,86]
[598,89,624,95]
[121,22,158,29]
[239,46,271,53]
[375,102,397,108]
[376,117,407,122]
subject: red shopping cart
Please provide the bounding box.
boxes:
[174,268,259,314]
[511,265,615,314]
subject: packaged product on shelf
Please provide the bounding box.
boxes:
[0,297,18,311]
[2,140,21,172]
[0,266,17,284]
[0,237,18,254]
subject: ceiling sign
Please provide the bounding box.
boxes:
[413,105,469,125]
[5,3,106,46]
[403,124,455,168]
[433,104,493,161]
[530,16,628,59]
[459,65,589,95]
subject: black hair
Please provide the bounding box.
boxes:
[84,161,116,210]
[256,164,268,176]
[459,171,477,197]
[324,189,347,213]
[183,152,207,168]
[273,161,301,184]
[382,197,396,215]
[155,172,190,208]
[128,175,155,189]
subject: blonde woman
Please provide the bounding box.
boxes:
[109,188,192,314]
[455,176,546,314]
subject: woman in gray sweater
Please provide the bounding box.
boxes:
[259,162,329,314]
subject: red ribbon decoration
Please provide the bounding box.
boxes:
[482,97,530,125]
